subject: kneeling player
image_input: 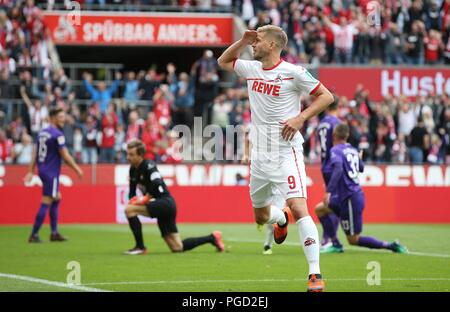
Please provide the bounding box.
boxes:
[124,140,224,255]
[316,124,408,253]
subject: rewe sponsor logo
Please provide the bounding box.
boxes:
[381,70,450,97]
[251,81,281,96]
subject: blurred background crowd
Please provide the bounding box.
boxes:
[0,0,449,165]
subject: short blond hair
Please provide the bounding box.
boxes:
[127,139,146,156]
[257,25,288,50]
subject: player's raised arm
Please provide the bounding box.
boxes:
[59,147,83,179]
[218,30,257,71]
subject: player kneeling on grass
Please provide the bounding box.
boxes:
[124,140,224,255]
[316,123,408,254]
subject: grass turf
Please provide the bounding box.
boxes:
[0,224,449,292]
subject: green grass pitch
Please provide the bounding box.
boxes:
[0,224,449,292]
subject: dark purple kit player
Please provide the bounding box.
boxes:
[25,108,83,243]
[314,101,342,251]
[316,123,408,254]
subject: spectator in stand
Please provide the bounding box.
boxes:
[422,105,435,134]
[405,20,426,65]
[384,22,404,65]
[126,110,143,143]
[173,72,195,128]
[63,113,76,157]
[20,85,48,139]
[123,71,139,105]
[267,0,281,26]
[397,100,416,137]
[322,15,358,64]
[114,123,126,163]
[408,117,430,164]
[353,23,370,64]
[19,70,33,99]
[153,84,173,128]
[13,131,33,164]
[83,115,99,164]
[141,112,162,161]
[51,68,71,98]
[192,49,219,123]
[404,0,426,34]
[0,128,14,164]
[0,50,16,75]
[368,26,385,65]
[0,68,13,121]
[240,0,255,25]
[426,0,441,31]
[31,77,52,102]
[248,10,272,30]
[424,29,444,65]
[427,133,443,164]
[83,71,122,114]
[444,18,450,64]
[99,104,118,163]
[391,133,406,163]
[73,127,84,163]
[138,68,160,104]
[160,130,183,164]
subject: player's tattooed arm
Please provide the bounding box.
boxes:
[218,30,257,71]
[59,147,83,179]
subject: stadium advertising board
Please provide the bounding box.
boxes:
[43,11,234,46]
[0,164,449,224]
[319,67,450,101]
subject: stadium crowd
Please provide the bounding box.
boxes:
[240,0,450,65]
[39,0,450,64]
[0,0,449,165]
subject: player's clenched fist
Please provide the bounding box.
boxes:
[241,30,257,45]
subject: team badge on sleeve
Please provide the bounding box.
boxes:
[57,136,65,145]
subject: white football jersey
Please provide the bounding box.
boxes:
[234,59,321,156]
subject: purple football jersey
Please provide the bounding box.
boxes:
[317,115,340,174]
[327,143,364,203]
[36,126,66,177]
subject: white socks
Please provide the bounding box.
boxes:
[267,205,286,225]
[297,216,321,275]
[264,224,274,247]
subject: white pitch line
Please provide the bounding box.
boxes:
[82,277,450,286]
[0,273,111,292]
[226,238,450,258]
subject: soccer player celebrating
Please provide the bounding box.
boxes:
[316,123,408,254]
[25,107,83,243]
[218,26,334,292]
[123,140,224,255]
[314,101,343,253]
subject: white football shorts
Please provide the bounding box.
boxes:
[250,145,308,208]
